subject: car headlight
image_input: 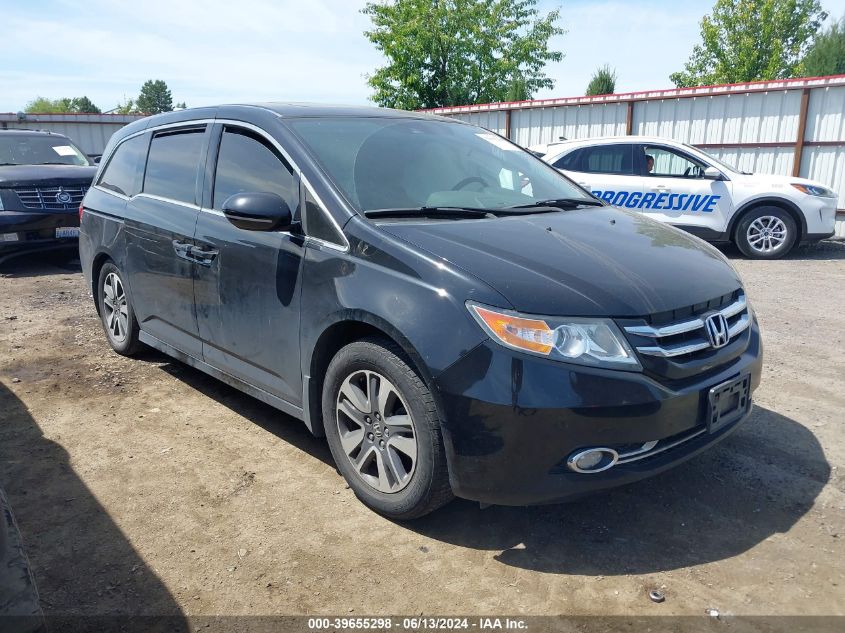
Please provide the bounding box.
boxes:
[791,183,837,198]
[467,302,641,371]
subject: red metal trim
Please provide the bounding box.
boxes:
[423,74,845,114]
[0,112,147,118]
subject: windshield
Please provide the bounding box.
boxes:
[683,143,741,174]
[0,134,90,166]
[286,117,594,213]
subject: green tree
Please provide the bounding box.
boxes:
[68,96,101,113]
[24,96,101,114]
[671,0,827,87]
[362,0,564,109]
[586,64,617,95]
[802,15,845,75]
[136,79,173,114]
[113,97,138,115]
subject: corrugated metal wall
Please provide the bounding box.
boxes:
[437,76,845,235]
[0,113,146,154]
[511,102,628,146]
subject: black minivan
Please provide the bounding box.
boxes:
[80,104,762,519]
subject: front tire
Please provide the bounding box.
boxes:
[734,207,797,259]
[322,338,453,520]
[97,262,142,356]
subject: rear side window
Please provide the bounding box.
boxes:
[213,127,298,212]
[579,145,633,175]
[98,135,148,197]
[143,128,205,204]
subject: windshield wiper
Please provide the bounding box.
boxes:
[364,206,496,219]
[508,197,605,210]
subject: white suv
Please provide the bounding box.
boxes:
[541,136,838,259]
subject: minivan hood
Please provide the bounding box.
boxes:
[0,164,97,187]
[380,207,743,317]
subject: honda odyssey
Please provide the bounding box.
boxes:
[79,105,762,519]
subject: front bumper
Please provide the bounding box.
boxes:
[0,210,79,253]
[800,196,838,239]
[434,319,763,505]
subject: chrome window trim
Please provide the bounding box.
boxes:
[136,192,201,211]
[91,185,130,201]
[100,115,350,249]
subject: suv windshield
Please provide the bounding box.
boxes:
[286,117,593,213]
[683,143,742,174]
[0,134,90,166]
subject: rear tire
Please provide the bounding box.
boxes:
[97,262,142,356]
[734,206,797,259]
[322,338,453,520]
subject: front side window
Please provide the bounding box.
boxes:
[643,145,707,178]
[286,117,593,213]
[143,128,205,204]
[213,127,297,212]
[0,134,89,166]
[98,134,148,197]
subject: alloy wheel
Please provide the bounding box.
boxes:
[746,216,788,254]
[102,272,129,343]
[335,370,418,493]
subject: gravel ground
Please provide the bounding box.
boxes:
[0,241,843,623]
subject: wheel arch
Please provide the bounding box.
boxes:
[728,196,807,244]
[303,312,436,438]
[90,251,115,315]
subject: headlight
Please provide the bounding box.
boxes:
[791,183,837,198]
[467,302,641,370]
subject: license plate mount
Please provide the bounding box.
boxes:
[707,374,751,433]
[55,227,79,239]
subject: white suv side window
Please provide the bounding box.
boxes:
[643,145,707,178]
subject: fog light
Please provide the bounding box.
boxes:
[567,448,619,473]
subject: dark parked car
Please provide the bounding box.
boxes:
[79,105,762,519]
[0,130,95,260]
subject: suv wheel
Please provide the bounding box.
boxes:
[322,338,453,520]
[98,262,142,355]
[734,207,797,259]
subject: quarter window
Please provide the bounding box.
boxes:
[213,127,297,212]
[143,128,205,204]
[303,187,345,246]
[98,134,148,197]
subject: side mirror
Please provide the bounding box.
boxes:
[221,192,293,232]
[703,166,722,180]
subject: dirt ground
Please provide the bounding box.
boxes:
[0,241,844,622]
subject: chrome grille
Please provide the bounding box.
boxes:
[623,292,751,360]
[13,186,88,210]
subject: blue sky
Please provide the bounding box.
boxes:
[2,0,844,112]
